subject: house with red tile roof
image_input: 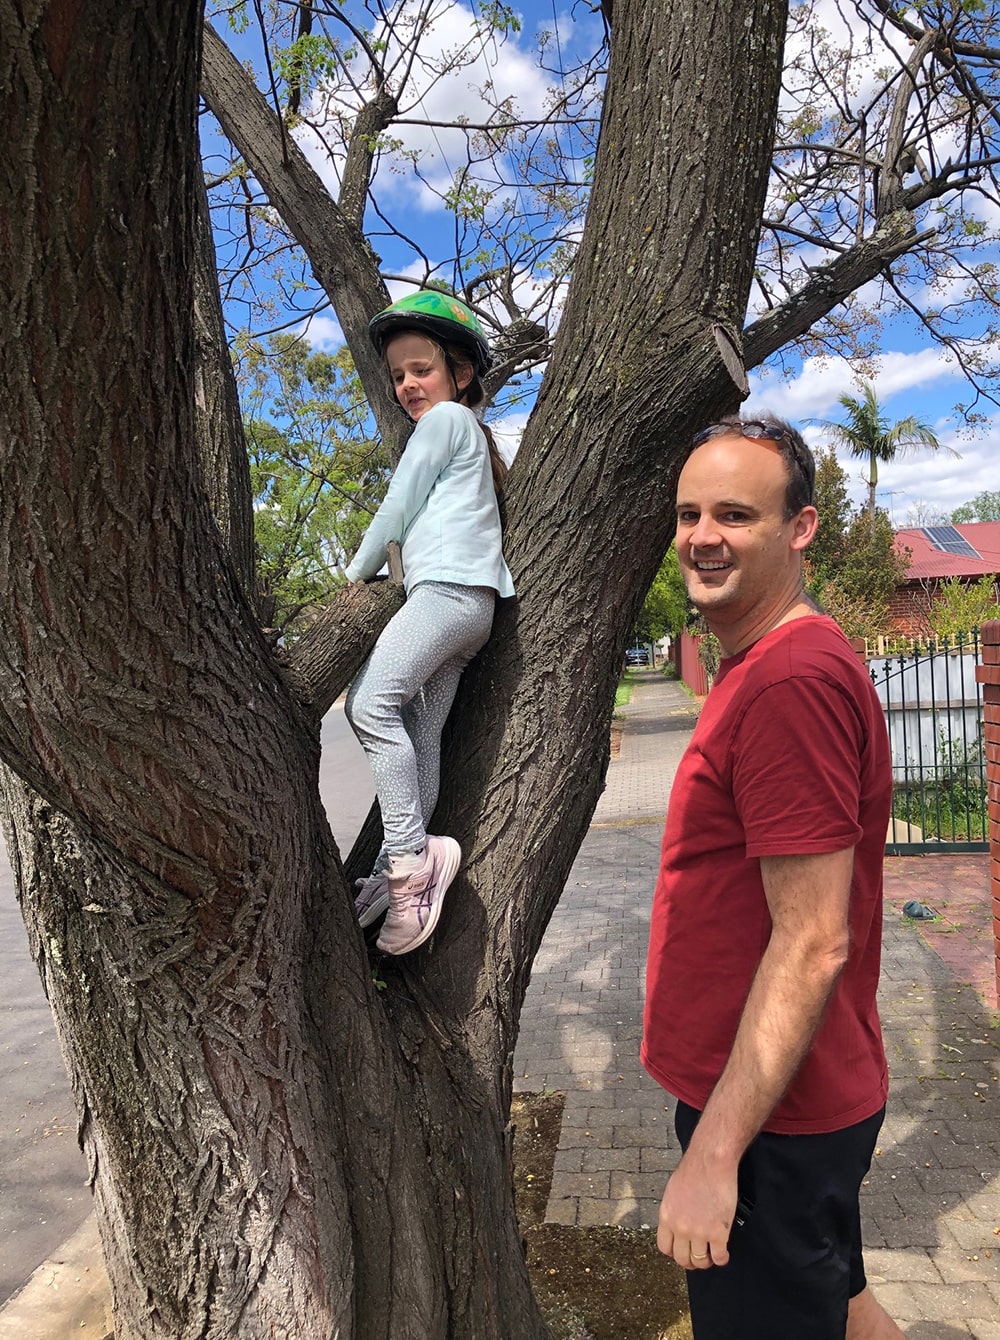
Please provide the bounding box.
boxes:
[891,522,1000,635]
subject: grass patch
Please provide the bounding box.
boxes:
[512,1093,692,1340]
[890,737,989,842]
[615,676,633,708]
[892,788,987,841]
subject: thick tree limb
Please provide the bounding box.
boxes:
[0,5,394,1335]
[412,0,790,1068]
[193,167,258,604]
[878,31,937,214]
[486,318,550,398]
[282,578,404,716]
[743,210,934,370]
[340,86,399,228]
[200,21,403,447]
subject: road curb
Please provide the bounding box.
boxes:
[0,1215,111,1338]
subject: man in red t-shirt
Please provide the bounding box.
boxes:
[642,416,903,1340]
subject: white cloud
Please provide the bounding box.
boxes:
[295,1,570,211]
[385,262,438,301]
[745,349,997,517]
[746,348,960,423]
[296,313,344,349]
[783,0,927,111]
[489,407,530,464]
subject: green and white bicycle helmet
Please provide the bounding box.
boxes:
[368,291,491,377]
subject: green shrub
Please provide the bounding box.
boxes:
[891,733,988,841]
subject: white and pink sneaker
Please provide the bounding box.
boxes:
[377,836,461,955]
[353,871,390,928]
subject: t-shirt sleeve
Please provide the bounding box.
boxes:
[344,403,466,582]
[732,677,866,858]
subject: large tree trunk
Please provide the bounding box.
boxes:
[0,0,786,1336]
[417,0,788,1040]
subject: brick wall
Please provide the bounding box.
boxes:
[890,577,1000,639]
[975,620,1000,1007]
[889,585,934,638]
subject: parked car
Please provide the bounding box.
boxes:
[625,646,649,666]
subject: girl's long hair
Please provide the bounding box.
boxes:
[448,350,508,496]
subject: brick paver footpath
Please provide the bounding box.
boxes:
[514,667,1000,1340]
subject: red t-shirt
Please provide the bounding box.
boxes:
[641,617,891,1134]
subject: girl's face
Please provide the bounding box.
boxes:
[385,332,472,421]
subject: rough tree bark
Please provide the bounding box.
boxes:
[192,167,257,605]
[0,1,786,1337]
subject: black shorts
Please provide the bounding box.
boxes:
[674,1100,885,1340]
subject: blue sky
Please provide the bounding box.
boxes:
[207,0,999,526]
[746,355,997,526]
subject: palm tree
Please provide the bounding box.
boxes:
[818,381,958,516]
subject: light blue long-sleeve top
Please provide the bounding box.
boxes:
[344,400,515,598]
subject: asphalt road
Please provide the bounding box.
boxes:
[0,702,374,1303]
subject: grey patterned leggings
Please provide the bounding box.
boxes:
[345,581,496,859]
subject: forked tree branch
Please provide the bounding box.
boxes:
[201,21,403,448]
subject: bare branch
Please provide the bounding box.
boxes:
[201,21,402,446]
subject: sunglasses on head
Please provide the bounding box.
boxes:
[690,420,792,449]
[691,419,812,473]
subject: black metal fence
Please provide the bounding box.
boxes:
[868,630,988,854]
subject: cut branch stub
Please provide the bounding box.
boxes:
[386,541,404,586]
[712,323,749,396]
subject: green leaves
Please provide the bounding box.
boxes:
[927,574,999,640]
[805,449,910,638]
[238,334,390,636]
[634,544,689,643]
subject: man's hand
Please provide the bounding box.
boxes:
[657,1146,737,1270]
[656,847,856,1274]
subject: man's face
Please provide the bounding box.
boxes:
[674,433,815,648]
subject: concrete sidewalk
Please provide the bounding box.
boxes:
[514,668,1000,1339]
[4,669,999,1337]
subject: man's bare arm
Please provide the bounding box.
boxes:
[657,846,854,1269]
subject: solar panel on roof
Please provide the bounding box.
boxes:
[921,525,982,559]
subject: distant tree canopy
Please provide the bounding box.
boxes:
[240,336,389,633]
[807,446,853,583]
[807,448,909,637]
[951,490,1000,524]
[634,544,688,644]
[927,574,1000,641]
